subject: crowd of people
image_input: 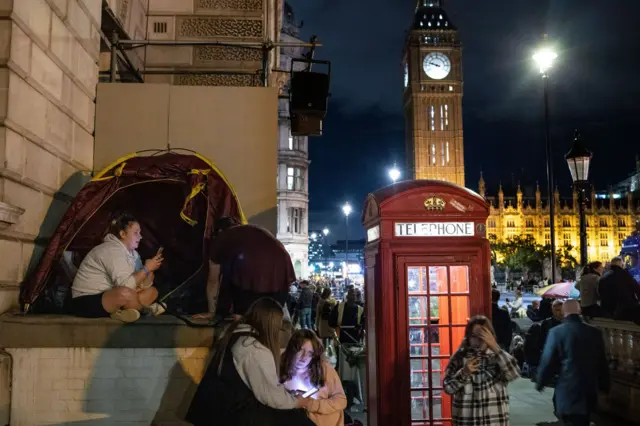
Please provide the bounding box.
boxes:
[64,212,634,425]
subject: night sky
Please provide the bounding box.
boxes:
[288,0,640,240]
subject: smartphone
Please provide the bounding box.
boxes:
[302,387,319,398]
[157,247,164,256]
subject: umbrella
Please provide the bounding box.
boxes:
[535,282,579,299]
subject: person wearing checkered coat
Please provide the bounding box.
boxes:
[443,316,521,426]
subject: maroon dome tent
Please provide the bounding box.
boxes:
[21,150,246,314]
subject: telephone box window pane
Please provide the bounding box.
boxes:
[429,266,448,294]
[449,265,469,293]
[408,266,427,293]
[431,359,443,389]
[411,390,431,421]
[432,390,443,419]
[410,358,430,388]
[449,296,471,325]
[409,327,437,356]
[408,296,429,325]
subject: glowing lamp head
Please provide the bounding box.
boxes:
[322,228,329,236]
[532,47,557,75]
[389,167,401,183]
[342,203,352,217]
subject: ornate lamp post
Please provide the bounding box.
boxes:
[389,166,401,183]
[342,202,352,284]
[533,37,558,283]
[565,130,592,267]
[322,227,329,273]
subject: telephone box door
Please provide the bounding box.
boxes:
[398,253,486,426]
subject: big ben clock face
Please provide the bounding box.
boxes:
[423,52,451,80]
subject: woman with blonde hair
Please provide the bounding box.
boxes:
[443,315,521,426]
[281,329,347,426]
[187,298,315,426]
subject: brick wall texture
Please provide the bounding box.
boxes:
[6,347,210,425]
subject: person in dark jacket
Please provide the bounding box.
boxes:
[540,300,564,346]
[599,257,640,323]
[491,289,513,351]
[298,281,314,329]
[536,300,610,426]
[538,297,553,320]
[523,322,542,380]
[526,300,541,322]
[328,289,364,345]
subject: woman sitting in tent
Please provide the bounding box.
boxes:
[70,212,165,323]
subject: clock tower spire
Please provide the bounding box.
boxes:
[404,0,464,185]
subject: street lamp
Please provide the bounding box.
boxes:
[342,202,352,284]
[533,37,558,283]
[322,227,329,272]
[565,130,592,267]
[389,166,401,183]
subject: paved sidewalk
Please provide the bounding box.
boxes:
[351,378,634,425]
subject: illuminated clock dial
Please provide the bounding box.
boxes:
[423,52,451,80]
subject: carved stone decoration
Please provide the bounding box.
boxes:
[179,17,263,39]
[0,201,25,230]
[176,74,261,87]
[269,70,289,95]
[195,46,263,63]
[196,0,262,10]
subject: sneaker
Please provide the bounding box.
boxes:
[144,302,166,317]
[110,309,141,323]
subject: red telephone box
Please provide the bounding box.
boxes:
[361,180,491,426]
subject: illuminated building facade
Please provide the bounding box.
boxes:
[480,174,640,262]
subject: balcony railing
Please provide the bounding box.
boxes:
[589,318,640,421]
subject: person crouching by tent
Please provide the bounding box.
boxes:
[186,297,316,426]
[194,217,297,321]
[70,212,165,323]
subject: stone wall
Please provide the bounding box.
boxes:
[144,0,282,87]
[0,0,101,314]
[7,347,209,425]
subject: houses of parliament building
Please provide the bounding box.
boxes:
[403,0,640,261]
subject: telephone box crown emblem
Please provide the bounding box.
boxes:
[424,196,446,211]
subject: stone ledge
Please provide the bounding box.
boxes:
[0,313,220,348]
[0,200,24,229]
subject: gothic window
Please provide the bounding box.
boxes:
[544,219,550,228]
[431,144,436,165]
[525,219,534,228]
[287,208,304,234]
[600,233,608,247]
[600,218,608,227]
[618,233,626,246]
[506,220,515,228]
[444,104,449,128]
[445,142,450,164]
[563,233,571,246]
[429,105,435,131]
[488,219,496,228]
[562,218,571,227]
[618,218,626,227]
[440,142,445,166]
[287,167,304,191]
[448,86,454,92]
[544,233,550,245]
[440,105,444,131]
[288,130,293,149]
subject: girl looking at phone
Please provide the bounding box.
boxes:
[443,315,521,426]
[281,329,347,426]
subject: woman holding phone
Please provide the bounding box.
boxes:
[186,298,315,426]
[281,329,347,426]
[443,316,521,426]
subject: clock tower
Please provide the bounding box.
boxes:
[404,0,464,186]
